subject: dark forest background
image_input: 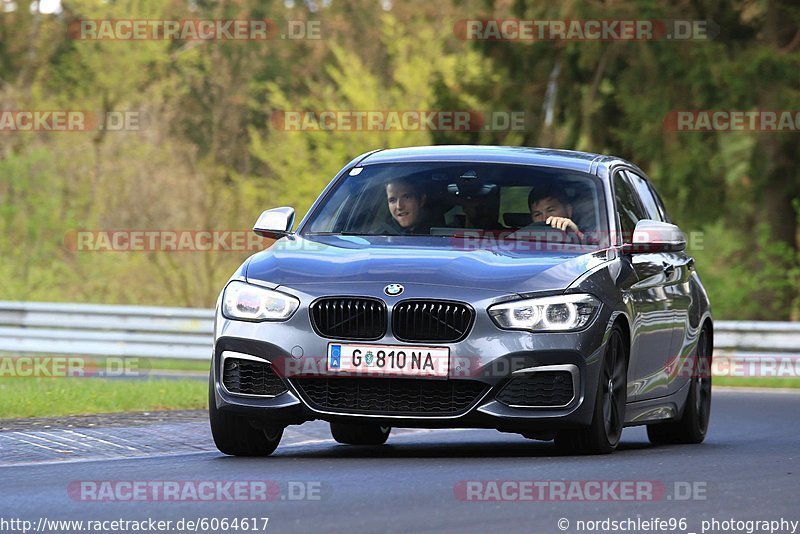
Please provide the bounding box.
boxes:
[1,0,798,319]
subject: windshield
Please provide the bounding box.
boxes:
[302,162,609,249]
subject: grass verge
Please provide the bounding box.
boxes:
[130,357,209,372]
[713,376,800,389]
[0,378,207,419]
[1,364,796,420]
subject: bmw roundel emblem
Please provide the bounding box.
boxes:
[384,283,404,296]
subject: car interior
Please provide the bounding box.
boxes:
[308,163,606,246]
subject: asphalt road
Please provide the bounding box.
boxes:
[1,389,798,534]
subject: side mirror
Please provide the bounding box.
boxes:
[623,220,686,254]
[253,207,295,239]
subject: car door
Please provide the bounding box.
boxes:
[628,172,697,394]
[613,169,674,401]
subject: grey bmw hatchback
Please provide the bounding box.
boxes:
[209,145,713,455]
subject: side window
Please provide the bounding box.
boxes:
[649,183,672,223]
[624,170,662,222]
[613,171,646,244]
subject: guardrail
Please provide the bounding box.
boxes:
[0,301,798,368]
[0,301,213,360]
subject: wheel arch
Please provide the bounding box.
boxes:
[609,311,632,364]
[700,315,714,358]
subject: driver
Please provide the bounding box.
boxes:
[386,179,431,234]
[528,185,584,240]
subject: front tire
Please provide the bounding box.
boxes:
[555,325,628,455]
[208,373,283,456]
[330,422,391,445]
[647,327,712,445]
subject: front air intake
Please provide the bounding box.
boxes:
[309,297,387,340]
[392,300,474,343]
[495,371,575,408]
[292,377,488,416]
[222,357,287,397]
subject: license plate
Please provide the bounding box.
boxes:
[327,343,449,378]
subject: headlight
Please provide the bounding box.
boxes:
[488,294,601,332]
[222,281,300,322]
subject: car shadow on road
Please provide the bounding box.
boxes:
[210,439,655,460]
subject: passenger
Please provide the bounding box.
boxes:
[386,179,431,234]
[528,185,584,240]
[459,187,504,231]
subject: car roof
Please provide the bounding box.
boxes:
[357,145,631,176]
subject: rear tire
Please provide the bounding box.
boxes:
[208,373,283,456]
[330,422,391,445]
[555,325,628,455]
[647,327,712,445]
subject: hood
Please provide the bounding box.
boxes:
[245,234,609,295]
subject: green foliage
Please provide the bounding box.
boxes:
[0,0,798,319]
[692,221,799,319]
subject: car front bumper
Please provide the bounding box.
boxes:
[211,282,616,433]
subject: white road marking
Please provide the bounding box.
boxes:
[82,428,178,451]
[14,432,82,453]
[62,429,138,450]
[2,434,74,454]
[36,431,101,450]
[0,426,473,467]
